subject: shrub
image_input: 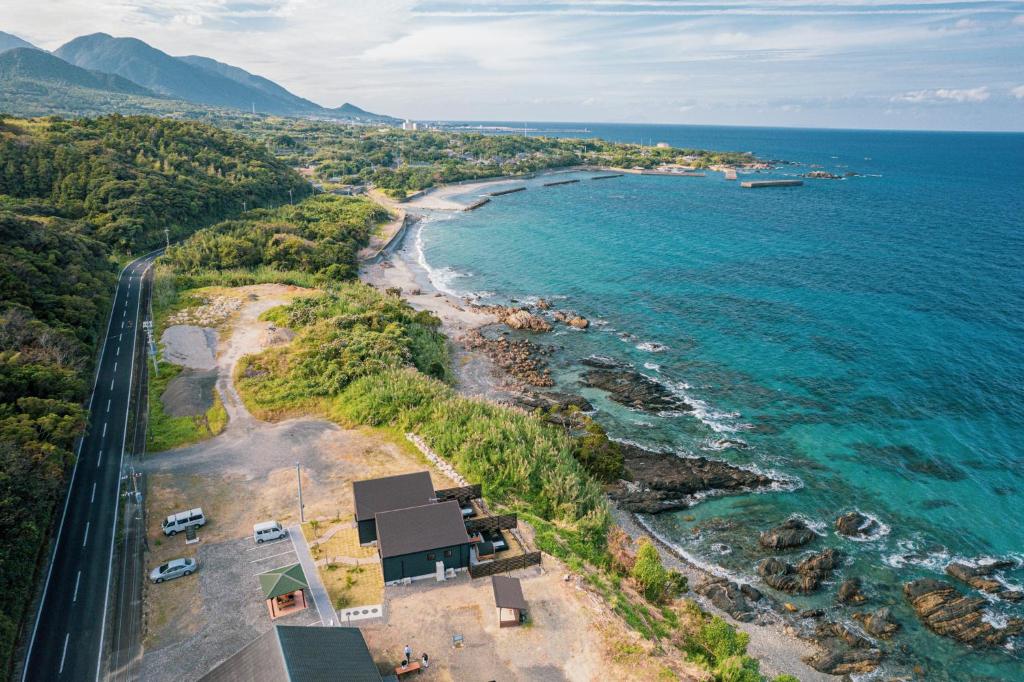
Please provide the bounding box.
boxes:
[631,538,669,603]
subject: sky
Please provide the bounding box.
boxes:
[5,1,1024,131]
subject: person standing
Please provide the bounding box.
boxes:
[421,652,430,670]
[404,644,412,663]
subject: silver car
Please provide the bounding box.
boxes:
[149,557,197,583]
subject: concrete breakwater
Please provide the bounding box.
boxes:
[591,174,624,180]
[741,179,803,188]
[543,179,581,187]
[464,197,491,210]
[487,186,527,197]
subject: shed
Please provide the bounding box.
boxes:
[376,500,472,582]
[200,625,382,682]
[258,563,309,619]
[353,471,435,544]
[491,575,528,627]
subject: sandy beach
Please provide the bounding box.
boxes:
[358,187,841,681]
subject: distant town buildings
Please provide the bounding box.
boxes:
[402,119,419,131]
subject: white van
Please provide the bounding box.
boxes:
[162,508,206,536]
[253,520,287,544]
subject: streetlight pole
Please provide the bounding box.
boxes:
[164,228,170,249]
[288,188,293,205]
[296,463,304,523]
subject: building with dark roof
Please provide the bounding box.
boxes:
[375,500,473,582]
[491,575,528,627]
[200,625,382,682]
[352,471,435,544]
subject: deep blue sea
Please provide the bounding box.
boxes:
[418,123,1024,680]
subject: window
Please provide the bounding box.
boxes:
[444,550,453,558]
[426,553,436,561]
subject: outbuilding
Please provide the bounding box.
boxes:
[376,500,473,583]
[353,471,435,544]
[257,563,309,620]
[491,575,528,627]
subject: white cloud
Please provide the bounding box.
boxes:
[894,87,991,103]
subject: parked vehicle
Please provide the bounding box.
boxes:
[149,558,197,583]
[253,520,287,544]
[162,508,206,536]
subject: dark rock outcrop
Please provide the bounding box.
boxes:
[553,310,590,329]
[945,561,1023,601]
[759,518,817,550]
[835,511,880,539]
[757,548,839,594]
[904,578,1024,647]
[460,330,553,386]
[853,607,900,639]
[515,391,594,413]
[695,577,761,622]
[581,367,691,412]
[609,444,777,514]
[580,355,620,369]
[838,577,868,605]
[803,621,883,676]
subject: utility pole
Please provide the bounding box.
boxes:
[163,227,170,249]
[296,463,304,523]
[288,188,293,205]
[242,200,247,212]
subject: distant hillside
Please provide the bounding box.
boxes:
[54,33,398,122]
[0,30,36,54]
[0,47,155,96]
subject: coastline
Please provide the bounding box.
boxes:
[358,207,842,681]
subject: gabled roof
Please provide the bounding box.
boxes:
[352,471,434,522]
[258,563,308,600]
[492,575,528,611]
[200,625,382,682]
[375,500,472,559]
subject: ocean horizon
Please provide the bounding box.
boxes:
[414,122,1024,680]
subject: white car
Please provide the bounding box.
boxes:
[149,557,197,583]
[253,520,287,544]
[162,508,206,536]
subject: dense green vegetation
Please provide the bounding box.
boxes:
[220,117,760,198]
[0,114,307,252]
[164,195,388,284]
[0,114,306,674]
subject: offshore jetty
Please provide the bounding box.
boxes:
[592,173,624,180]
[464,197,491,210]
[741,179,803,188]
[488,186,527,197]
[543,178,580,187]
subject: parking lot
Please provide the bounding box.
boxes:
[140,530,321,681]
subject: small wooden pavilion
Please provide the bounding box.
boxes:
[258,563,309,619]
[491,575,528,627]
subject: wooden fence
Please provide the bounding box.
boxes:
[465,514,518,535]
[435,484,482,505]
[469,552,542,579]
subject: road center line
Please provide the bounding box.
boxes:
[113,362,117,372]
[73,571,81,603]
[82,522,90,547]
[106,399,111,413]
[59,633,70,674]
[110,379,115,390]
[96,451,103,468]
[116,345,120,356]
[91,483,96,504]
[102,423,107,438]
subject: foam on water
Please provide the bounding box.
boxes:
[837,510,892,543]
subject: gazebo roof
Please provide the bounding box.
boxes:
[258,563,308,600]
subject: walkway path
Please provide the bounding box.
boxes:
[289,525,336,627]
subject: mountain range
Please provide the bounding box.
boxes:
[0,31,396,122]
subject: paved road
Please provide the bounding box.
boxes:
[22,252,160,681]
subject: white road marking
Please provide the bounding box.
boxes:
[249,549,296,564]
[59,633,70,674]
[110,379,114,390]
[120,321,124,330]
[102,423,107,438]
[113,362,117,372]
[82,522,90,547]
[96,451,103,468]
[106,399,111,413]
[73,571,81,603]
[91,483,96,504]
[116,346,120,357]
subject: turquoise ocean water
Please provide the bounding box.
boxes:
[416,124,1024,679]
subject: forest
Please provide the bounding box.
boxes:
[0,114,304,672]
